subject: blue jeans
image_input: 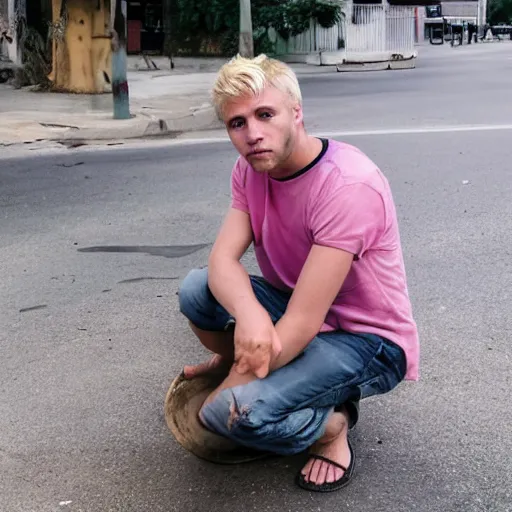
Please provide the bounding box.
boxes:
[178,267,406,456]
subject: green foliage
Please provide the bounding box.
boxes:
[487,0,512,24]
[312,0,344,28]
[15,16,52,89]
[170,0,343,56]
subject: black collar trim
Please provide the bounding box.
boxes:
[272,138,329,182]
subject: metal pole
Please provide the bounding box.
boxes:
[476,0,480,35]
[477,0,488,38]
[111,0,131,120]
[239,0,253,58]
[162,0,174,69]
[480,0,487,27]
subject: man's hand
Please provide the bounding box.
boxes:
[207,206,282,379]
[233,308,282,379]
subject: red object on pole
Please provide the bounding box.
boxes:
[414,7,419,43]
[127,20,141,53]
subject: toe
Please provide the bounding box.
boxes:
[308,459,322,484]
[334,466,345,481]
[326,464,337,483]
[301,459,313,479]
[182,365,193,379]
[316,461,329,485]
[301,458,346,485]
[183,358,217,379]
[182,364,200,379]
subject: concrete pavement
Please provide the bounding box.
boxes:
[0,58,336,146]
[1,41,512,512]
[0,70,223,145]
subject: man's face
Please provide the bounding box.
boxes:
[222,86,302,174]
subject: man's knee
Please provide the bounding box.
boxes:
[199,386,329,454]
[178,267,209,321]
[199,386,268,440]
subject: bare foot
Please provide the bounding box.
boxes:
[183,354,231,380]
[301,410,351,485]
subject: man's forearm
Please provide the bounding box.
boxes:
[270,314,319,371]
[208,258,261,319]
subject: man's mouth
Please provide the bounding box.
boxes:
[247,150,271,158]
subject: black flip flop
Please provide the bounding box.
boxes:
[295,439,356,492]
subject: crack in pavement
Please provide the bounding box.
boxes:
[77,244,210,258]
[118,277,179,284]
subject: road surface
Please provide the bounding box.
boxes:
[1,43,511,512]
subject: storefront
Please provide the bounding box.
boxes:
[127,0,164,54]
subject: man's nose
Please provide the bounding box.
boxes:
[246,120,263,146]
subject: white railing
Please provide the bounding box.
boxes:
[273,4,416,60]
[345,4,416,56]
[274,19,345,55]
[346,4,386,53]
[316,21,345,51]
[386,6,416,55]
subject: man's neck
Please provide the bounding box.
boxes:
[268,134,323,180]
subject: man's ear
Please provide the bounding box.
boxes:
[292,103,304,126]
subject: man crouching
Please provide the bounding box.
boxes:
[178,54,419,492]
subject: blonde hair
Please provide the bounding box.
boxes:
[211,54,302,118]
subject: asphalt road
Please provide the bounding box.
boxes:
[300,42,512,133]
[1,43,512,512]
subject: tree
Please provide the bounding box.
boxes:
[48,0,112,93]
[168,0,343,57]
[487,0,512,24]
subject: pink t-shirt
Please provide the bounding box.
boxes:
[231,139,419,381]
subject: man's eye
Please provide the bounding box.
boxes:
[259,112,273,119]
[231,119,245,129]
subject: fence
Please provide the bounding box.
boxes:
[386,5,416,55]
[274,4,416,60]
[274,19,345,55]
[345,4,415,56]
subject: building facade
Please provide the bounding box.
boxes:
[126,0,164,54]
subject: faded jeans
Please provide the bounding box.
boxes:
[178,267,406,456]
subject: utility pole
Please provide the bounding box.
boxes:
[239,0,254,58]
[111,0,130,120]
[480,0,488,29]
[162,0,175,69]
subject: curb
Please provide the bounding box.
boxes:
[149,106,223,136]
[336,56,416,72]
[60,106,223,141]
[0,106,223,145]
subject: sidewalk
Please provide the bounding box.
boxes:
[0,58,335,146]
[0,70,222,145]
